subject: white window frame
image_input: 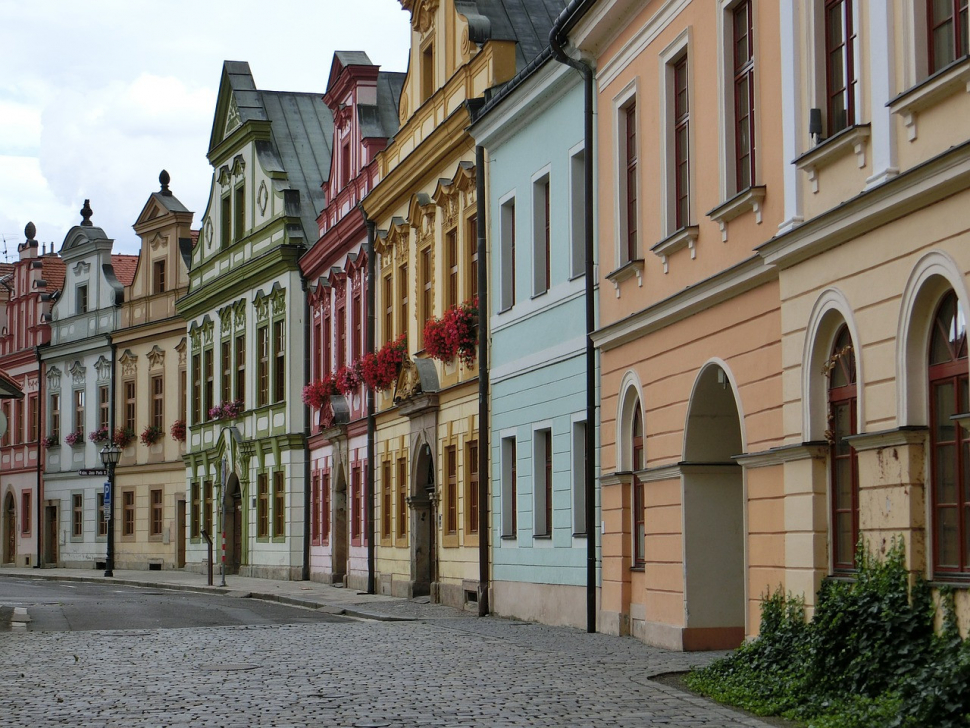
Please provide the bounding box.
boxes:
[532,422,554,539]
[571,416,587,537]
[808,0,864,139]
[531,165,552,297]
[612,78,639,269]
[499,191,517,312]
[659,28,694,236]
[568,142,587,280]
[500,432,518,539]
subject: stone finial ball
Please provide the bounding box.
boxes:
[24,222,36,241]
[160,169,171,187]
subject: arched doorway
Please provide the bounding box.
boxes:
[332,467,348,584]
[682,363,745,649]
[223,474,243,575]
[409,442,435,597]
[3,492,15,564]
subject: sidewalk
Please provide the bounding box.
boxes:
[0,566,476,622]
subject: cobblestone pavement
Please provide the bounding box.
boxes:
[0,569,773,727]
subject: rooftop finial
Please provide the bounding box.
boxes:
[24,222,36,242]
[159,169,172,196]
[80,199,93,226]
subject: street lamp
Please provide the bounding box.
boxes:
[100,443,121,577]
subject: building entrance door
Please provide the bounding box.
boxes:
[223,475,242,575]
[45,504,58,565]
[3,493,15,564]
[176,499,186,568]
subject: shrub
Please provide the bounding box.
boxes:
[334,365,360,395]
[359,334,407,392]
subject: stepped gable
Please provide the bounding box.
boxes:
[110,254,139,287]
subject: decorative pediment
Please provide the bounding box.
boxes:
[202,317,214,344]
[73,260,91,276]
[408,193,436,244]
[403,0,439,34]
[189,325,202,350]
[233,299,247,329]
[147,345,165,370]
[218,305,233,330]
[334,104,353,131]
[225,96,241,135]
[94,356,112,383]
[46,366,62,391]
[433,163,476,228]
[149,231,168,251]
[218,165,231,187]
[375,217,411,259]
[69,361,86,386]
[254,284,283,322]
[231,154,245,178]
[119,349,138,377]
[175,337,187,366]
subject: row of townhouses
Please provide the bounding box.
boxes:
[2,0,969,650]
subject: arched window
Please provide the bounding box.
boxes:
[632,406,645,567]
[826,325,858,571]
[929,291,969,576]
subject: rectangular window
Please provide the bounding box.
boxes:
[341,141,352,187]
[74,389,84,435]
[76,284,88,314]
[421,42,434,103]
[192,351,201,423]
[273,471,285,538]
[98,385,109,433]
[49,393,60,440]
[500,198,516,310]
[203,479,213,537]
[733,0,755,192]
[398,263,408,345]
[352,291,362,362]
[151,375,164,430]
[203,347,214,415]
[321,472,331,543]
[273,319,285,403]
[384,274,394,344]
[125,380,136,433]
[123,490,135,537]
[97,493,107,537]
[21,492,30,534]
[1,402,8,446]
[572,421,587,535]
[466,439,479,534]
[467,215,478,302]
[397,456,407,539]
[825,0,856,135]
[190,481,200,538]
[351,465,362,541]
[633,475,645,567]
[336,305,346,369]
[446,228,459,309]
[532,175,551,296]
[221,339,232,404]
[221,195,231,247]
[257,326,269,407]
[420,247,432,346]
[382,460,392,539]
[570,149,586,278]
[257,473,269,538]
[235,334,246,405]
[323,309,332,377]
[624,102,638,261]
[13,401,21,445]
[180,368,187,422]
[502,437,517,537]
[446,445,457,535]
[234,185,245,241]
[150,488,163,537]
[673,57,690,230]
[535,429,553,537]
[312,473,321,542]
[73,493,83,537]
[929,0,969,73]
[28,394,38,443]
[152,259,166,294]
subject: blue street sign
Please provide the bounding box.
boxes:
[103,481,111,505]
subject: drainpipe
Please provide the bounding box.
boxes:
[550,0,597,634]
[475,145,490,616]
[35,347,43,568]
[302,275,312,581]
[363,208,377,595]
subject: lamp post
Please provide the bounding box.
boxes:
[100,443,121,577]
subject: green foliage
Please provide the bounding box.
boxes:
[685,540,970,727]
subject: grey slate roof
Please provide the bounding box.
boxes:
[148,190,190,214]
[359,71,406,140]
[458,0,569,70]
[334,50,373,67]
[257,90,334,243]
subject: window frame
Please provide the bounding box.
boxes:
[822,0,858,136]
[928,0,970,74]
[466,439,479,535]
[613,79,639,268]
[150,488,163,538]
[273,470,285,539]
[501,435,518,538]
[660,30,694,236]
[531,170,552,297]
[827,325,859,573]
[72,492,84,539]
[152,259,166,295]
[533,427,553,538]
[151,374,164,430]
[499,194,517,312]
[257,473,269,539]
[122,489,135,538]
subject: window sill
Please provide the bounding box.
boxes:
[650,226,699,274]
[530,289,549,301]
[600,471,632,487]
[889,56,970,141]
[928,577,970,588]
[605,259,644,298]
[533,533,552,540]
[794,124,871,194]
[706,186,766,242]
[572,532,588,539]
[501,534,517,541]
[630,565,645,573]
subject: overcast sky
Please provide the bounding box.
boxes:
[0,0,412,257]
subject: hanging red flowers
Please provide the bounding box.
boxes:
[423,298,478,366]
[359,334,408,392]
[302,375,338,409]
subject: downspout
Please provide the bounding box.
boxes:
[475,144,489,617]
[363,207,377,595]
[550,0,597,634]
[302,276,312,581]
[35,347,43,568]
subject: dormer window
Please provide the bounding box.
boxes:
[153,260,166,294]
[76,284,88,314]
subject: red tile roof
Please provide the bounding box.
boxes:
[111,254,139,287]
[191,229,200,248]
[40,254,66,294]
[0,367,23,399]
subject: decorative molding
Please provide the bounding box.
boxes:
[843,426,928,453]
[149,232,168,251]
[405,0,439,34]
[46,366,62,390]
[175,337,187,367]
[733,442,828,469]
[889,58,970,142]
[794,125,872,194]
[146,345,165,370]
[651,226,699,273]
[218,165,231,187]
[94,356,111,383]
[119,350,138,377]
[707,186,766,242]
[233,299,247,329]
[204,219,213,248]
[257,181,268,215]
[218,305,233,331]
[605,259,644,297]
[73,260,91,276]
[69,361,86,386]
[600,472,633,488]
[231,154,246,178]
[225,96,240,135]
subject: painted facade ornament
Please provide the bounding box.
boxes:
[69,361,86,386]
[72,260,91,276]
[175,337,187,366]
[404,0,439,33]
[218,305,233,331]
[257,181,269,215]
[202,320,214,344]
[119,350,138,377]
[146,345,165,370]
[218,165,232,188]
[46,366,62,391]
[231,154,246,178]
[394,356,423,402]
[149,232,168,250]
[204,219,213,248]
[233,300,247,329]
[94,356,112,383]
[225,96,241,135]
[189,327,202,350]
[271,289,286,317]
[254,294,270,322]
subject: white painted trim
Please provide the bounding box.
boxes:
[616,369,644,471]
[778,0,804,232]
[568,141,587,280]
[866,0,899,188]
[683,358,749,460]
[612,78,639,270]
[658,27,692,236]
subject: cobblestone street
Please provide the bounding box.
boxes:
[1,584,773,727]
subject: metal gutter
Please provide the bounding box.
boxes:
[363,207,377,595]
[475,143,489,617]
[302,275,311,582]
